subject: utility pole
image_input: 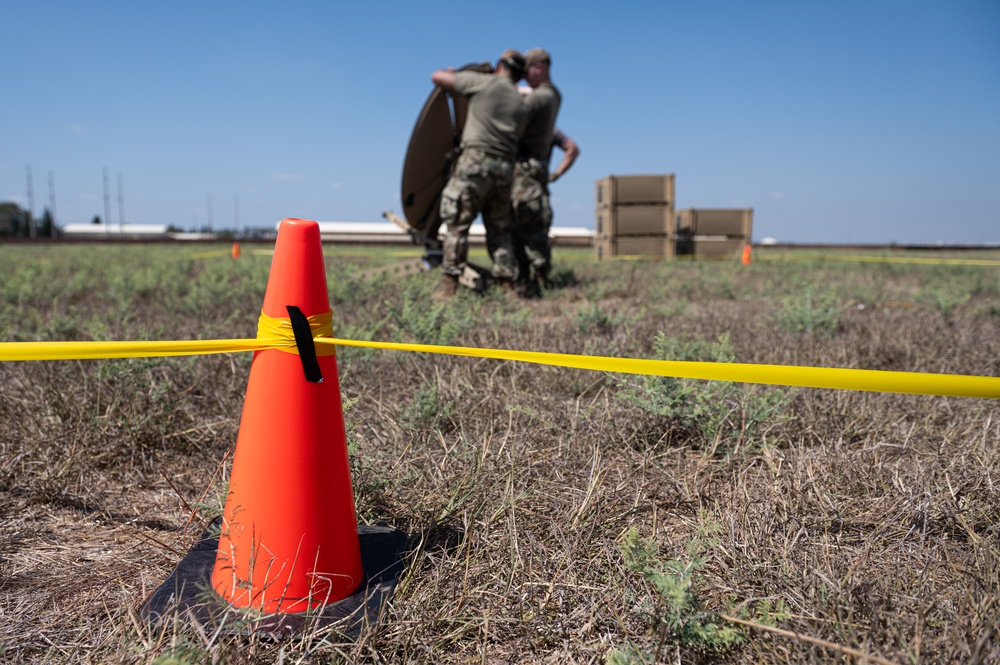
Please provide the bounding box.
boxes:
[103,167,111,235]
[117,172,126,228]
[207,194,213,231]
[26,165,36,239]
[48,171,57,238]
[234,193,240,234]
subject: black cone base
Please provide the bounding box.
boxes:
[139,520,407,640]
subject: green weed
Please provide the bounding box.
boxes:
[970,269,1000,298]
[697,264,738,300]
[974,303,1000,319]
[401,382,456,431]
[615,333,792,451]
[492,305,531,330]
[150,641,211,664]
[774,286,843,335]
[546,266,578,289]
[575,301,614,333]
[386,281,478,345]
[335,317,390,365]
[608,517,743,662]
[917,279,972,320]
[651,300,689,319]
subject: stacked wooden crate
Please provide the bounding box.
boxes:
[675,209,753,259]
[593,175,675,260]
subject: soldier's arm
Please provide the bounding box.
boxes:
[431,68,457,91]
[549,129,580,183]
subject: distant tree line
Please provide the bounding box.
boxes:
[0,202,57,238]
[1,201,269,240]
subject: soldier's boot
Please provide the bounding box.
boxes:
[536,266,552,290]
[521,278,542,299]
[432,273,459,301]
[496,279,518,297]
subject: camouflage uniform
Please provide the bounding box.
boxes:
[511,157,553,279]
[441,149,517,279]
[513,80,561,282]
[439,70,526,280]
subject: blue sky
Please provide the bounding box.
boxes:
[3,1,998,243]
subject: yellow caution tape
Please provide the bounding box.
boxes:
[1,323,997,398]
[757,253,1000,267]
[189,247,999,267]
[0,338,268,361]
[314,339,1000,399]
[190,249,233,260]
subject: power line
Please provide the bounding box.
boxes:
[26,165,36,239]
[103,167,111,234]
[118,172,126,227]
[48,171,57,238]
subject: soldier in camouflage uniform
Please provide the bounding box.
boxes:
[430,50,528,299]
[513,48,579,294]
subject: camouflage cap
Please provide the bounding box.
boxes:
[525,48,551,67]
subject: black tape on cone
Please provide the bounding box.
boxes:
[286,305,323,383]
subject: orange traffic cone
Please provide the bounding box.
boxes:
[231,241,241,260]
[140,218,404,636]
[741,244,752,265]
[211,218,363,613]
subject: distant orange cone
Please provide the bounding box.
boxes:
[741,244,752,265]
[211,218,363,613]
[231,241,241,260]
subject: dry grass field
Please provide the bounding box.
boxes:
[1,242,998,664]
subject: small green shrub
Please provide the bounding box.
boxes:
[575,301,614,333]
[386,281,478,345]
[974,303,1000,319]
[335,319,386,364]
[547,266,578,289]
[150,642,211,665]
[917,280,971,320]
[615,333,792,451]
[492,305,530,330]
[697,265,737,300]
[401,382,456,431]
[970,269,1000,298]
[651,300,689,319]
[774,287,843,335]
[608,517,743,663]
